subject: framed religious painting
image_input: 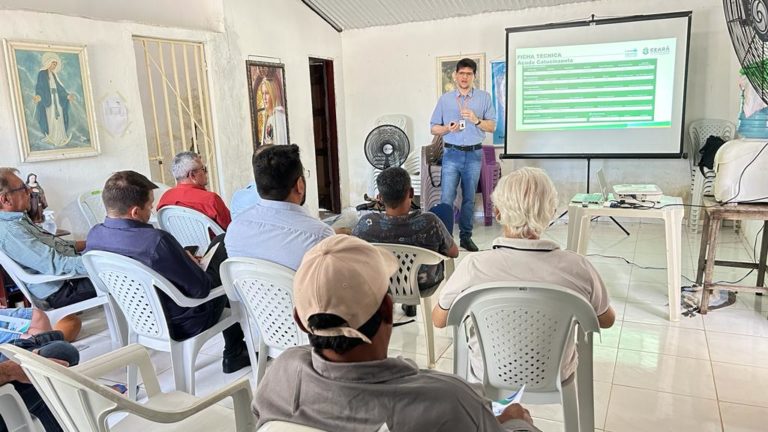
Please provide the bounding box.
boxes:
[4,40,100,162]
[436,53,485,97]
[246,60,290,151]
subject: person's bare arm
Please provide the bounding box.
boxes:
[598,306,616,329]
[431,122,460,136]
[497,403,534,426]
[445,243,459,258]
[476,119,496,133]
[0,360,28,384]
[432,305,449,328]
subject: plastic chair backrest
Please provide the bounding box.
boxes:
[0,383,42,431]
[688,119,736,164]
[221,257,307,350]
[0,345,148,432]
[258,421,329,432]
[82,251,174,341]
[446,282,600,393]
[0,248,74,307]
[78,190,106,229]
[157,205,224,253]
[372,244,443,303]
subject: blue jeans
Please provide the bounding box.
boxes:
[440,147,482,239]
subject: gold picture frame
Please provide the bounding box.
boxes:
[436,53,486,97]
[4,40,100,162]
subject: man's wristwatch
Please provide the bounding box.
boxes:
[474,119,482,126]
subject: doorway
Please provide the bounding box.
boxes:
[309,57,341,214]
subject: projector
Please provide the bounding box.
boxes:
[713,139,768,203]
[612,184,664,203]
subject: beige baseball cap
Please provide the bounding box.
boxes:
[294,235,398,343]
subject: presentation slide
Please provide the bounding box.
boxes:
[504,12,691,158]
[515,38,676,131]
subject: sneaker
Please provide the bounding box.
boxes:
[401,304,417,317]
[460,237,479,252]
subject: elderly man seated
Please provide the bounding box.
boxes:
[353,166,458,316]
[0,168,91,341]
[86,171,249,373]
[253,235,540,431]
[158,151,232,230]
[432,167,615,382]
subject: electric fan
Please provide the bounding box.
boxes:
[715,1,768,203]
[363,124,410,170]
[725,0,768,105]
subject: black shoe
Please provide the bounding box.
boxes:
[460,238,479,252]
[401,304,417,317]
[222,347,252,374]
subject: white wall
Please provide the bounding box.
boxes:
[340,0,742,209]
[0,0,344,237]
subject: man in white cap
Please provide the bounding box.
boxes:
[253,235,540,432]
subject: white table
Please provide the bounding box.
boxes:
[565,195,684,321]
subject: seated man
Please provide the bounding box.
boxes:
[254,235,539,431]
[432,167,616,382]
[0,307,80,432]
[226,145,334,270]
[85,171,249,373]
[0,168,93,339]
[157,151,232,230]
[353,167,458,316]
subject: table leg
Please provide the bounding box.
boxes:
[577,211,592,256]
[664,208,683,321]
[700,216,722,314]
[695,210,711,286]
[757,220,768,288]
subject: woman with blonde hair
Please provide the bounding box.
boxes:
[259,79,288,145]
[432,166,615,381]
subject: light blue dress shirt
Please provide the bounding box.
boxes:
[225,199,335,271]
[430,88,496,146]
[0,212,86,299]
[230,181,261,220]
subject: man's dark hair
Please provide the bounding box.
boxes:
[252,144,303,201]
[456,58,477,74]
[307,310,383,355]
[102,171,158,215]
[376,167,411,209]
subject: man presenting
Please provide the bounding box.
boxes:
[430,58,496,252]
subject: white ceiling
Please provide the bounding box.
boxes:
[301,0,597,31]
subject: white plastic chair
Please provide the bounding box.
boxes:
[0,249,122,348]
[372,244,454,369]
[82,250,238,398]
[258,422,329,432]
[157,205,224,255]
[0,383,43,431]
[446,282,600,432]
[220,257,307,388]
[688,119,736,233]
[78,190,107,229]
[0,344,254,432]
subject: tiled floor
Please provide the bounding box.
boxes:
[76,217,768,431]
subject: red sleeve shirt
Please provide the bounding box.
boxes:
[157,183,232,229]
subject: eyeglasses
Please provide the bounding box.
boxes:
[192,166,208,174]
[303,168,311,179]
[4,184,29,195]
[456,71,474,77]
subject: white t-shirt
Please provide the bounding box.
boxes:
[438,237,611,381]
